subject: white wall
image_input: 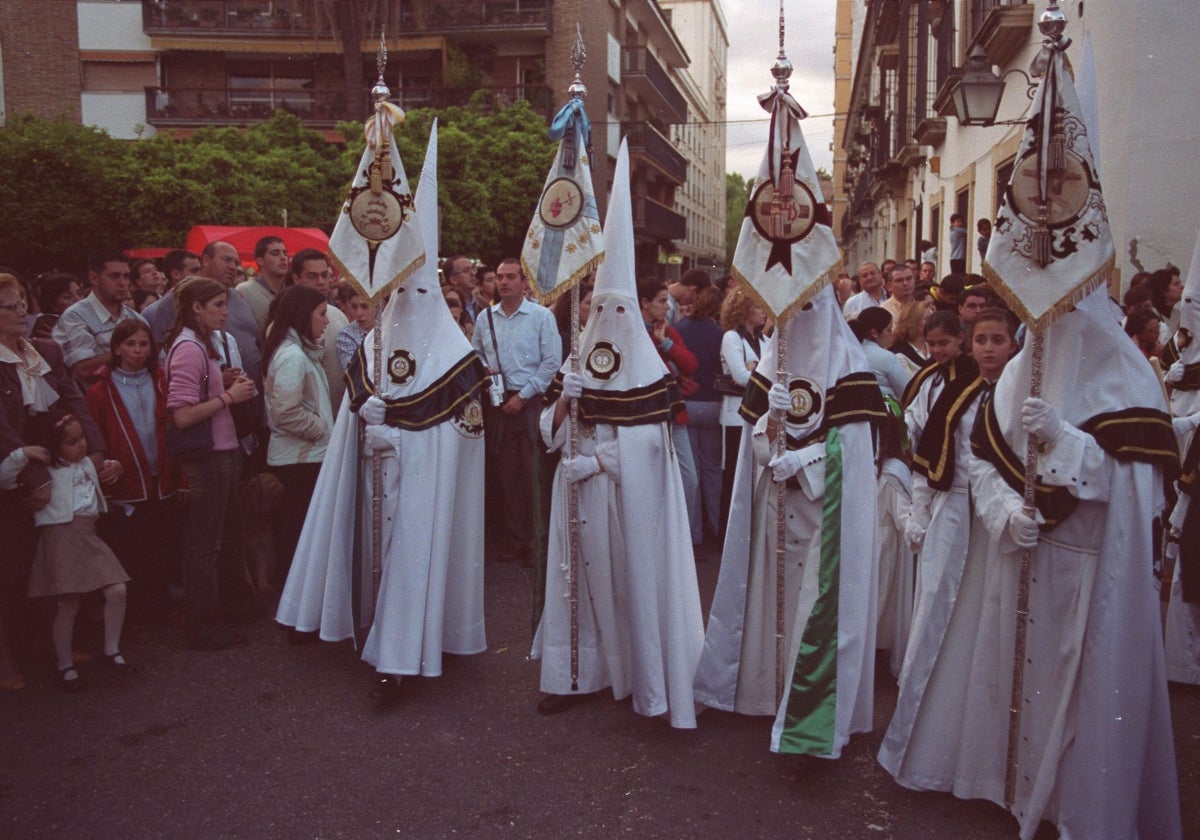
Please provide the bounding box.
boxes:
[77,0,153,51]
[81,92,155,139]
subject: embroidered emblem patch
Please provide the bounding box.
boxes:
[452,397,485,439]
[586,340,621,380]
[387,349,416,385]
[538,177,585,230]
[787,377,822,425]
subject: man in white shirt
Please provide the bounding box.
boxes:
[842,261,887,320]
[470,258,560,567]
[52,250,146,382]
[882,263,916,322]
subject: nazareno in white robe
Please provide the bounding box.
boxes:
[693,286,884,758]
[531,408,705,728]
[884,292,1181,839]
[875,457,913,679]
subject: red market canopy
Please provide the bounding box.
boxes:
[184,225,330,268]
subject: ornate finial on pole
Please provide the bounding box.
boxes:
[770,0,792,94]
[568,24,588,100]
[1038,1,1068,42]
[372,30,390,103]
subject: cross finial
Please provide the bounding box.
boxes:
[372,30,390,103]
[770,0,792,92]
[568,24,588,99]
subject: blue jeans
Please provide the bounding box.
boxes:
[685,400,722,540]
[672,422,701,544]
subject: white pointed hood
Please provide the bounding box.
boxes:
[1174,228,1200,365]
[568,140,668,393]
[366,119,474,400]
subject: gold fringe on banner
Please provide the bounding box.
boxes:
[982,254,1113,334]
[729,257,846,325]
[328,249,425,305]
[522,252,606,309]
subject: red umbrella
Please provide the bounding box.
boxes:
[185,225,331,269]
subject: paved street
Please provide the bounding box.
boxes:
[3,540,1198,839]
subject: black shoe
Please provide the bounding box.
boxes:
[103,651,138,677]
[59,665,86,693]
[369,674,402,705]
[537,692,590,715]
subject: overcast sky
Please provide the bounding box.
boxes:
[721,0,837,179]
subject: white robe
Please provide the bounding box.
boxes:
[885,424,1180,840]
[276,395,487,675]
[875,459,913,679]
[1166,387,1200,684]
[531,409,704,729]
[694,413,878,758]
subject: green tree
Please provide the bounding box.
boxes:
[0,115,136,276]
[725,172,750,269]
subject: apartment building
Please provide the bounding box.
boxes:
[837,0,1200,284]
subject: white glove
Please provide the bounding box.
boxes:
[1021,397,1063,443]
[1008,508,1041,549]
[1169,494,1191,534]
[904,515,926,550]
[1166,361,1186,384]
[561,372,584,400]
[1165,539,1180,564]
[359,395,387,425]
[767,383,792,414]
[363,424,393,452]
[594,440,620,485]
[769,450,804,482]
[560,455,602,484]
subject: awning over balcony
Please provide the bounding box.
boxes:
[149,35,445,54]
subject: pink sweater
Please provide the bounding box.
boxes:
[166,332,239,452]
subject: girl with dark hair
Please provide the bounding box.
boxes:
[86,319,182,626]
[165,277,256,651]
[851,306,912,402]
[261,285,332,586]
[31,272,82,340]
[1146,266,1183,345]
[25,410,132,691]
[638,277,702,545]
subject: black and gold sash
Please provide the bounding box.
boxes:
[346,347,488,431]
[901,353,977,410]
[971,396,1179,530]
[542,371,682,427]
[911,371,988,491]
[739,369,888,431]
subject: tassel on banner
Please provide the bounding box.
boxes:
[769,147,795,240]
[1031,204,1053,268]
[562,123,577,171]
[1048,108,1066,173]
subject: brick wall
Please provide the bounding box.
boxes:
[0,0,82,121]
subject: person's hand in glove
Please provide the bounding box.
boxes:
[904,515,926,550]
[769,450,803,482]
[1008,507,1041,549]
[359,395,387,425]
[768,383,792,414]
[561,372,584,400]
[560,455,602,484]
[594,440,620,485]
[363,424,393,452]
[1021,397,1063,443]
[1166,360,1186,385]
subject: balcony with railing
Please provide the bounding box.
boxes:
[913,0,946,147]
[967,0,1033,66]
[145,83,553,128]
[633,196,686,243]
[623,122,686,186]
[621,46,688,124]
[931,1,961,118]
[142,0,551,39]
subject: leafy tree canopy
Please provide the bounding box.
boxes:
[725,172,750,271]
[0,98,555,278]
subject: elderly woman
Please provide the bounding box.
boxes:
[0,273,111,690]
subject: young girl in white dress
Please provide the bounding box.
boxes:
[26,411,134,692]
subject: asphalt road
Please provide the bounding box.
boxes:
[2,541,1198,839]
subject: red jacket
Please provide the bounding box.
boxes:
[652,324,697,425]
[85,367,182,503]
